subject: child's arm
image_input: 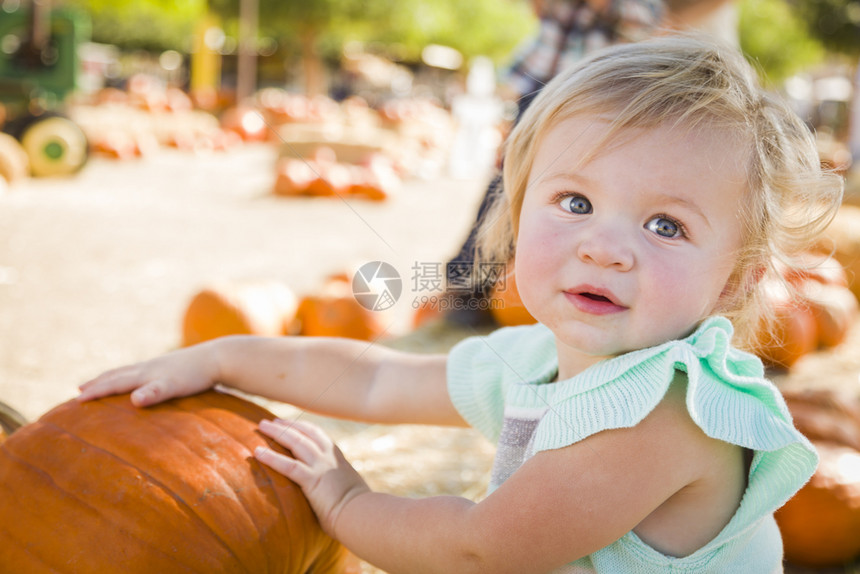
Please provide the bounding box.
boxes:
[257,394,718,573]
[78,335,463,426]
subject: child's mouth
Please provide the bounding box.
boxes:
[564,287,626,315]
[579,292,612,303]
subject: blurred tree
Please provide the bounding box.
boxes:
[63,0,205,52]
[789,0,860,57]
[738,0,826,85]
[67,0,533,95]
[210,0,534,95]
[353,0,536,63]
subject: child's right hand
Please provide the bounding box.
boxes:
[77,342,221,407]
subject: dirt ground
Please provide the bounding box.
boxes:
[0,144,490,420]
[2,145,860,572]
[0,143,505,573]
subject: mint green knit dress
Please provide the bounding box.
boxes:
[446,316,816,573]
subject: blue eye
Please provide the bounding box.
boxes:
[646,216,684,238]
[560,195,592,214]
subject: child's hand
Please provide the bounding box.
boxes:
[77,343,220,407]
[255,419,370,536]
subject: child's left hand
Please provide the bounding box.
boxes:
[255,419,370,536]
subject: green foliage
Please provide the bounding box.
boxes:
[175,0,534,65]
[739,0,826,85]
[789,0,860,57]
[346,0,536,63]
[63,0,206,52]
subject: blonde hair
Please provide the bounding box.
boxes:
[477,36,843,348]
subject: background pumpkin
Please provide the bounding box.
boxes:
[0,390,357,573]
[752,256,857,369]
[752,279,819,369]
[182,281,300,347]
[489,267,537,327]
[296,275,385,341]
[776,388,860,568]
[775,441,860,569]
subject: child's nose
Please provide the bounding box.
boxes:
[576,226,634,271]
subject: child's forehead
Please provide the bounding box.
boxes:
[535,112,749,167]
[528,114,751,197]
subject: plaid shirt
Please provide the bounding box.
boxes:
[506,0,664,99]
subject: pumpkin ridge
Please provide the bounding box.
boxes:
[0,426,207,573]
[33,414,252,573]
[100,398,280,567]
[177,397,327,573]
[168,397,326,573]
[37,421,237,572]
[252,445,325,574]
[1,391,349,573]
[0,435,88,571]
[102,393,323,573]
[66,401,264,573]
[0,524,63,574]
[181,396,341,573]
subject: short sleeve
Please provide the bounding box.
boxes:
[446,324,557,442]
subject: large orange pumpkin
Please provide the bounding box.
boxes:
[776,389,860,568]
[0,390,356,573]
[182,282,300,347]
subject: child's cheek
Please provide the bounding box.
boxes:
[513,228,562,314]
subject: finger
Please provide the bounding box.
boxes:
[129,379,174,407]
[77,368,144,402]
[254,446,315,488]
[276,419,332,448]
[258,420,320,463]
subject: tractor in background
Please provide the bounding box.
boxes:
[0,0,89,178]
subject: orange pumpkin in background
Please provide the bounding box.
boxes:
[776,389,860,568]
[411,295,444,329]
[0,390,357,573]
[489,268,537,327]
[182,282,300,347]
[220,105,269,142]
[296,275,386,341]
[752,254,858,369]
[776,441,860,568]
[752,279,819,369]
[272,149,390,202]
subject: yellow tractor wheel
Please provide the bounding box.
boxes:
[20,116,88,177]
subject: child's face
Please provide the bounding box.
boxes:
[515,115,747,368]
